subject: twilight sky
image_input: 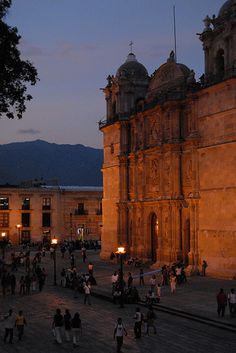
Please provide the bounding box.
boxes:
[1,0,223,148]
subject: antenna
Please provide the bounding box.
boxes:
[173,5,177,62]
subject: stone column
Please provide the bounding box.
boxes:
[186,200,199,274]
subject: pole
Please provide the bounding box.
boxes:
[70,213,72,241]
[120,254,124,308]
[173,5,177,62]
[18,228,20,245]
[2,244,5,259]
[53,248,57,286]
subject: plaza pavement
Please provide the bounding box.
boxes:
[0,248,236,353]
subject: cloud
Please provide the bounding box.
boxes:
[18,129,41,135]
[20,38,44,57]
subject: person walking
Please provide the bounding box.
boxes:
[149,275,156,293]
[19,276,26,295]
[216,288,227,317]
[156,283,161,302]
[64,309,72,342]
[82,247,87,263]
[15,310,27,341]
[88,262,94,276]
[133,307,142,338]
[3,309,15,344]
[127,272,133,288]
[52,308,64,344]
[84,281,91,305]
[10,274,16,295]
[228,288,236,318]
[31,274,37,291]
[145,306,157,335]
[71,312,82,348]
[170,274,177,294]
[25,274,31,295]
[114,317,127,353]
[202,260,208,276]
[60,268,67,288]
[139,269,145,286]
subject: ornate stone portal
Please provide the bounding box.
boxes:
[99,1,236,278]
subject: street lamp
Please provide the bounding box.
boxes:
[70,212,73,241]
[51,237,58,286]
[116,246,126,308]
[16,224,22,245]
[1,232,7,259]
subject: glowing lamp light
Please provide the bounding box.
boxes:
[117,246,126,254]
[51,237,58,245]
[16,224,21,229]
[1,232,6,238]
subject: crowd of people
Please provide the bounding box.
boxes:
[1,250,47,297]
[0,242,235,351]
[3,309,27,344]
[114,305,157,353]
[52,308,82,347]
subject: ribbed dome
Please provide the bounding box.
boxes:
[147,60,191,96]
[116,53,148,80]
[218,0,236,16]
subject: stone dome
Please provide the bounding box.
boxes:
[218,0,236,17]
[116,53,149,80]
[147,56,191,98]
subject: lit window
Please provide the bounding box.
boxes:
[0,197,9,210]
[22,197,30,210]
[42,198,51,210]
[0,213,9,227]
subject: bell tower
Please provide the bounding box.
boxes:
[199,0,236,83]
[99,52,149,258]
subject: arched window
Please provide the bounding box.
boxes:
[136,98,144,112]
[112,101,116,117]
[215,49,225,75]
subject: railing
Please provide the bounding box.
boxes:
[201,68,236,88]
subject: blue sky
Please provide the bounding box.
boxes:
[1,0,223,148]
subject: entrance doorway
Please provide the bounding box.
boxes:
[151,213,158,262]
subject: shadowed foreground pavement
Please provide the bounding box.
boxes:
[0,249,235,353]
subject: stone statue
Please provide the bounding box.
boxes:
[168,50,175,62]
[106,75,112,86]
[187,69,195,84]
[203,15,211,31]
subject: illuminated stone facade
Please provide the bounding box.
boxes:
[99,1,236,278]
[0,185,102,244]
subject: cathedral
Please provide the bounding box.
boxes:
[99,0,236,278]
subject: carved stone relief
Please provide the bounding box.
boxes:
[163,208,170,246]
[163,158,171,192]
[184,157,193,186]
[128,164,134,195]
[150,158,160,191]
[164,113,171,141]
[149,116,161,145]
[137,158,143,189]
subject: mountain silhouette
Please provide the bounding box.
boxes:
[0,140,103,186]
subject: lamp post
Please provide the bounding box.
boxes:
[1,232,7,259]
[16,224,22,245]
[70,212,73,241]
[51,237,58,286]
[116,246,126,308]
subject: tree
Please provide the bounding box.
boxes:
[0,0,39,119]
